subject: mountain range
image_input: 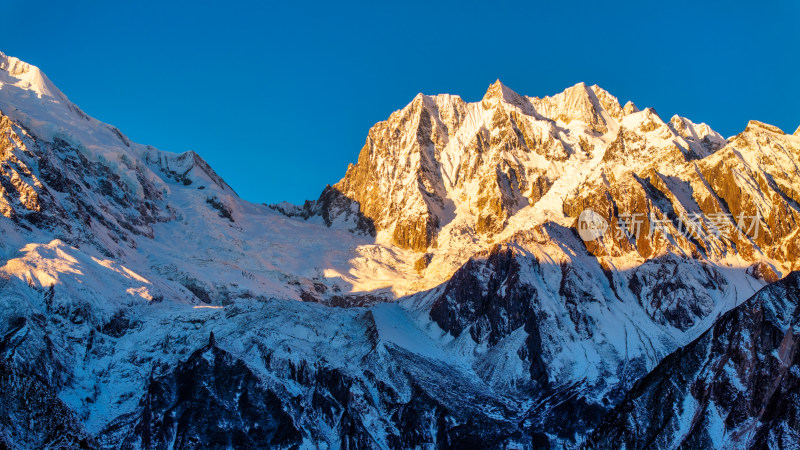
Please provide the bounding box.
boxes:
[1,50,799,448]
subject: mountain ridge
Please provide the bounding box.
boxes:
[1,52,799,448]
[587,270,800,448]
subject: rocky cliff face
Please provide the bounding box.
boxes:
[320,79,737,263]
[0,314,95,449]
[1,49,799,449]
[587,271,800,449]
[327,81,622,250]
[117,335,303,449]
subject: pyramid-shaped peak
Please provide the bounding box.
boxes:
[569,81,618,98]
[0,51,64,101]
[542,82,622,105]
[481,79,529,110]
[588,84,624,120]
[483,79,519,99]
[643,107,661,118]
[794,124,800,136]
[623,101,639,115]
[407,91,452,114]
[546,82,597,103]
[528,82,614,131]
[410,92,428,105]
[561,81,590,95]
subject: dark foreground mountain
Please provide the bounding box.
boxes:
[587,271,800,449]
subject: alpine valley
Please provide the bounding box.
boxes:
[1,51,799,449]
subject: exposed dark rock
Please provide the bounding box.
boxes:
[205,196,233,222]
[268,185,376,237]
[118,342,302,449]
[746,260,781,283]
[0,317,95,449]
[587,272,800,448]
[628,255,724,331]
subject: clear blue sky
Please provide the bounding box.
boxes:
[3,1,798,204]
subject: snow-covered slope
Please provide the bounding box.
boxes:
[1,50,799,448]
[587,271,800,448]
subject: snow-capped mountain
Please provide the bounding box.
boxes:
[1,50,799,448]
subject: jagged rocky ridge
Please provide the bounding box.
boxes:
[1,50,800,448]
[587,271,800,448]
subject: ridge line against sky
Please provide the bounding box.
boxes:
[2,0,799,204]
